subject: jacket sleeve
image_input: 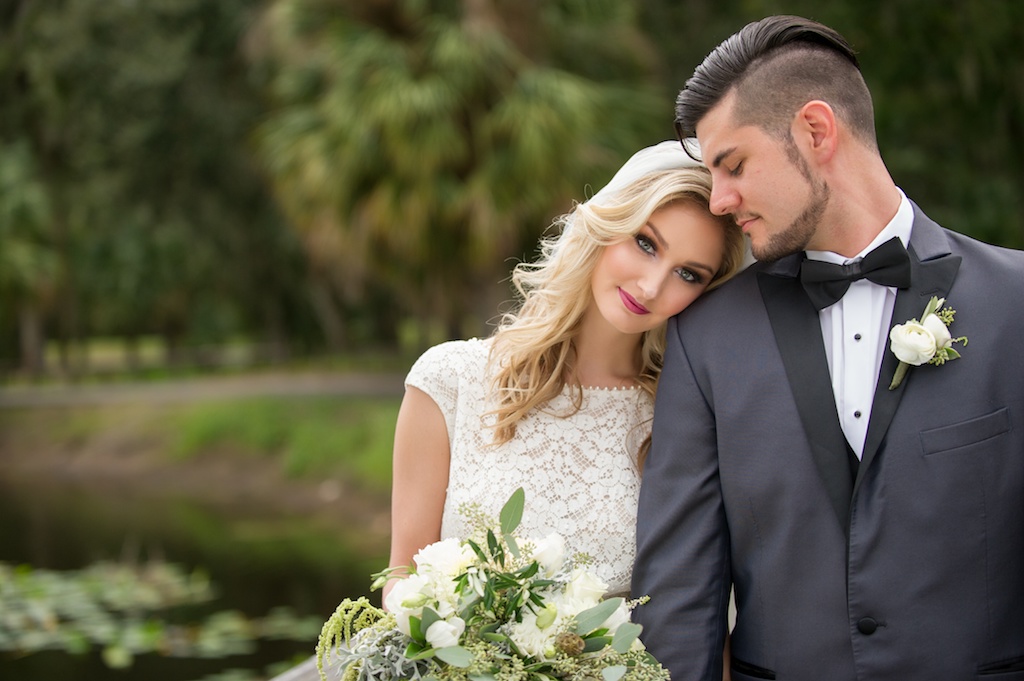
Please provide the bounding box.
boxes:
[632,313,731,681]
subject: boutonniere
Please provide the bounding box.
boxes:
[887,296,968,390]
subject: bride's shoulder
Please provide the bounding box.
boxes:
[408,337,491,381]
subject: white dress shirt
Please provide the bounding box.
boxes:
[805,189,913,457]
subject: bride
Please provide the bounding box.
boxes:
[272,141,745,680]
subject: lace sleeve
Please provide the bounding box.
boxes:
[405,340,485,444]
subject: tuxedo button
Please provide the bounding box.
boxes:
[857,617,878,635]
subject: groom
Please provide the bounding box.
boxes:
[633,15,1024,681]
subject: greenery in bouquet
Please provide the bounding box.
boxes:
[316,488,668,681]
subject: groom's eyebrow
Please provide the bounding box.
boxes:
[710,147,738,168]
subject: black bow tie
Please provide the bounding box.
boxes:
[799,237,912,310]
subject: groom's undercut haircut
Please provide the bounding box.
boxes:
[676,15,877,159]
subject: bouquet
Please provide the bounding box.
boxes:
[316,488,669,681]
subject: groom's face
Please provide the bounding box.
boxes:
[696,92,829,262]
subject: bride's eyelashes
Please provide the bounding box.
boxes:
[634,233,705,285]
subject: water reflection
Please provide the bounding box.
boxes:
[0,477,387,680]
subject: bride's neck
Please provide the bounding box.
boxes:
[569,322,642,389]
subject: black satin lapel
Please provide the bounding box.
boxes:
[856,250,962,493]
[759,272,853,531]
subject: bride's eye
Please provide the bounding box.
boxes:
[635,235,656,254]
[675,267,703,284]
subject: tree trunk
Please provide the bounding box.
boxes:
[307,278,347,351]
[18,300,45,378]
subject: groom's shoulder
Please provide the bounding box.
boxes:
[914,201,1024,270]
[944,227,1024,266]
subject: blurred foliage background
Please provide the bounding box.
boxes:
[2,0,1022,379]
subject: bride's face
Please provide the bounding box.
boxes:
[589,201,724,336]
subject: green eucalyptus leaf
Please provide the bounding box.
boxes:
[602,665,628,681]
[420,608,442,638]
[460,595,481,621]
[574,598,623,635]
[406,645,437,660]
[499,488,525,535]
[505,533,520,558]
[409,615,424,642]
[582,635,613,653]
[435,645,473,667]
[610,622,642,653]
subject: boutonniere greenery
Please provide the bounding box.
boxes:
[887,296,968,390]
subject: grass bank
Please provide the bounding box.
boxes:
[0,393,402,542]
[166,396,401,492]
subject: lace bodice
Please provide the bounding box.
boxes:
[405,338,652,595]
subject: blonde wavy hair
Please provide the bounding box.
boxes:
[487,165,746,450]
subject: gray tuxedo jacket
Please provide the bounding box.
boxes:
[632,204,1024,681]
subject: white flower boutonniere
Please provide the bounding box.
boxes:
[888,296,968,390]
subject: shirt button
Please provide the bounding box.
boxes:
[854,333,862,341]
[854,411,862,418]
[857,617,878,635]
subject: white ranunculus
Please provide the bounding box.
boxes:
[384,573,433,636]
[413,537,476,577]
[425,617,466,649]
[564,568,608,606]
[529,533,566,577]
[921,312,952,350]
[888,321,937,365]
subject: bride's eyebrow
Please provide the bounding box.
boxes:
[647,224,669,249]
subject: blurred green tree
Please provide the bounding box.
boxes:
[252,0,667,345]
[0,140,56,375]
[639,0,1024,248]
[0,0,310,375]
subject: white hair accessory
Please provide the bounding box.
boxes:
[586,139,703,208]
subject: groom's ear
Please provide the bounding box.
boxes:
[793,100,838,163]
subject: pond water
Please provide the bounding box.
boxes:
[0,476,387,681]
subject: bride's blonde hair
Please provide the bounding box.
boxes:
[487,165,745,447]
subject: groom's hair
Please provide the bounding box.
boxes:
[675,15,877,158]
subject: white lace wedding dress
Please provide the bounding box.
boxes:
[271,338,651,681]
[410,338,650,595]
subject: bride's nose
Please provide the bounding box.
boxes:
[637,272,664,300]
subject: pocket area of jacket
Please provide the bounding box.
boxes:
[920,407,1009,456]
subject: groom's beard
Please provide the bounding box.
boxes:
[751,148,831,263]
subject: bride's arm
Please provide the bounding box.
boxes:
[382,386,451,605]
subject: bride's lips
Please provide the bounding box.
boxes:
[619,288,650,315]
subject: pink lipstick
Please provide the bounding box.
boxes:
[619,288,650,315]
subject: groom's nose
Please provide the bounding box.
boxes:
[709,180,739,216]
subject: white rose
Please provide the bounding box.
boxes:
[425,617,466,649]
[564,568,608,605]
[888,321,937,365]
[384,573,433,636]
[529,533,566,577]
[414,538,476,577]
